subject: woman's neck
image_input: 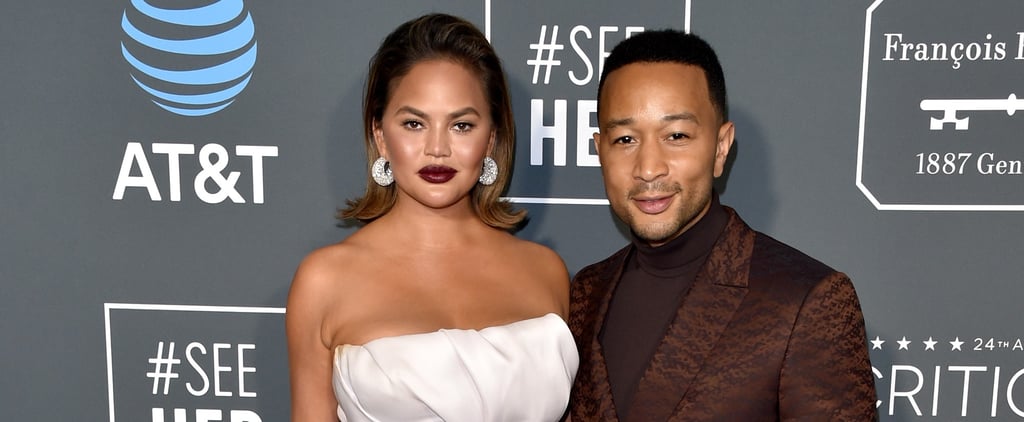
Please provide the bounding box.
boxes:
[373,197,493,249]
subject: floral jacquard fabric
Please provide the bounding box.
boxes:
[568,207,879,422]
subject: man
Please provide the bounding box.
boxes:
[568,30,877,421]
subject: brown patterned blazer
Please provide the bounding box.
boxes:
[568,207,878,421]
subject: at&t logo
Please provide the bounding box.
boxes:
[120,0,257,116]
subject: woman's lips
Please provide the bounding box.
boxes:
[632,194,674,214]
[418,165,457,183]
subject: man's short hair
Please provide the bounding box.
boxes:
[598,30,728,123]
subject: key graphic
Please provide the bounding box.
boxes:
[920,93,1024,130]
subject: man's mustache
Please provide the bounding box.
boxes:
[627,181,682,198]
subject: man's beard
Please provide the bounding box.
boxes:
[620,181,710,246]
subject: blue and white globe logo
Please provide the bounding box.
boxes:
[120,0,257,117]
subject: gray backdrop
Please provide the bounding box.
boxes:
[3,0,1023,420]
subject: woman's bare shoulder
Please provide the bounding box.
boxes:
[288,238,373,309]
[503,237,570,317]
[493,235,567,284]
[503,236,568,277]
[295,242,357,280]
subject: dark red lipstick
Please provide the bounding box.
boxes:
[418,165,457,183]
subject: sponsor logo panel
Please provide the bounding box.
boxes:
[121,0,258,117]
[858,0,1024,210]
[488,1,689,204]
[105,304,287,422]
[869,333,1024,418]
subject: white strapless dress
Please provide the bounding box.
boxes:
[332,313,579,422]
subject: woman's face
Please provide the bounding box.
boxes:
[374,59,495,212]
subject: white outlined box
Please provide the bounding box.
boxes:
[104,303,285,422]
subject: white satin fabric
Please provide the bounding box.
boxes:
[332,313,579,422]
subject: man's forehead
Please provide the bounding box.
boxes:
[597,62,716,123]
[603,112,701,130]
[606,61,706,82]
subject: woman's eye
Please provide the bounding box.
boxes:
[453,122,474,133]
[403,120,424,130]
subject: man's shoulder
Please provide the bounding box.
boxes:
[573,244,631,283]
[747,228,847,293]
[719,207,843,288]
[751,230,836,270]
[569,244,631,310]
[721,207,839,277]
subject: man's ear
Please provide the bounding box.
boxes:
[593,132,602,156]
[713,121,735,178]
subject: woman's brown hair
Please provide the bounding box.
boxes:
[339,13,524,230]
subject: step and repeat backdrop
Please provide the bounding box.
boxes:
[3,0,1023,420]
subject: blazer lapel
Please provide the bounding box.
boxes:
[627,209,754,421]
[573,246,632,421]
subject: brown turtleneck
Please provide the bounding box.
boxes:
[598,194,728,421]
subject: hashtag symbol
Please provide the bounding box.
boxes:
[146,341,180,395]
[527,25,563,85]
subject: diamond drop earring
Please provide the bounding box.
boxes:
[371,157,393,186]
[479,157,498,186]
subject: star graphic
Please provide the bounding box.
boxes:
[923,337,937,351]
[950,337,964,351]
[870,336,885,350]
[897,336,912,350]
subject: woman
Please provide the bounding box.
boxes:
[286,13,578,421]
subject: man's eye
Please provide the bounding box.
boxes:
[668,132,689,141]
[612,136,635,144]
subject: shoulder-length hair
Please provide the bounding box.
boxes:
[339,13,524,230]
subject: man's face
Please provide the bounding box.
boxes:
[595,62,733,247]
